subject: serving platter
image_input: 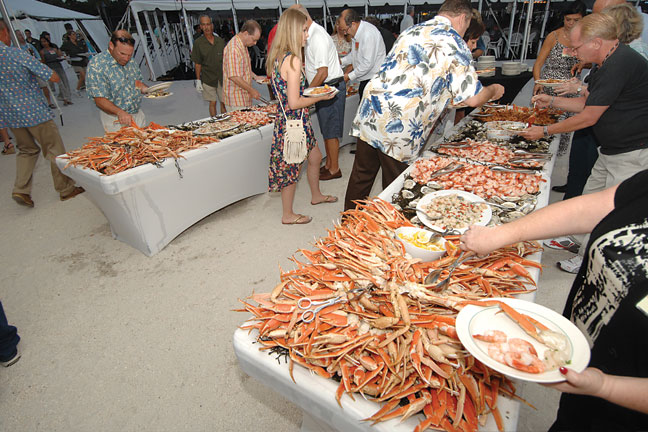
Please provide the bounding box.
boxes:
[304,86,338,97]
[456,298,590,383]
[416,189,492,234]
[535,79,568,88]
[144,91,172,99]
[145,82,173,94]
[193,120,241,135]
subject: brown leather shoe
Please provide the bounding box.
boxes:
[320,168,342,181]
[12,193,34,207]
[60,186,85,201]
[320,165,328,174]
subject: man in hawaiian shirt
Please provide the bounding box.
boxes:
[86,30,149,132]
[222,20,262,112]
[344,0,504,210]
[0,21,83,207]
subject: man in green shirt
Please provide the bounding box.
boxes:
[191,15,226,116]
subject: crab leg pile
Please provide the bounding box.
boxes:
[239,199,543,432]
[61,124,216,175]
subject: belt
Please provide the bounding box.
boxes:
[324,76,344,86]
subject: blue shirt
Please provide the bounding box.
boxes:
[0,42,53,128]
[86,50,143,114]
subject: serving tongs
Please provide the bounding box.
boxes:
[439,141,471,149]
[490,165,539,174]
[428,162,464,179]
[513,150,552,158]
[508,157,548,165]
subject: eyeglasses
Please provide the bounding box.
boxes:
[111,36,135,46]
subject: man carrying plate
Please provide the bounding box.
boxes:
[86,30,149,132]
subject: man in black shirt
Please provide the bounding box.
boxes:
[521,13,648,273]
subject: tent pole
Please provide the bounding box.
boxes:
[0,0,20,48]
[162,12,180,65]
[478,0,483,14]
[520,0,534,62]
[507,0,517,58]
[230,1,239,34]
[323,6,327,32]
[144,11,168,75]
[539,0,551,55]
[181,7,194,51]
[132,8,156,80]
[153,11,174,70]
[365,3,368,18]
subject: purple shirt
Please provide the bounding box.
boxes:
[0,41,53,128]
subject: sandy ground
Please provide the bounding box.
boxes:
[0,80,576,431]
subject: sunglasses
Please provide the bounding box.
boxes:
[112,36,135,46]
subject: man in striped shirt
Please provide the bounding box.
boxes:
[223,20,262,111]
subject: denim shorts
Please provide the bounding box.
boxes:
[315,80,346,140]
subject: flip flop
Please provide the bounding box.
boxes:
[311,195,338,205]
[2,142,15,155]
[282,214,312,225]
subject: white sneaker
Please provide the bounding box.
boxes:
[558,255,583,274]
[544,237,580,253]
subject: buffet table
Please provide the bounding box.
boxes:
[233,112,562,431]
[55,126,272,256]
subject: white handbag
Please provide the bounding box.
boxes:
[272,69,308,164]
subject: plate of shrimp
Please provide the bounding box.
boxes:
[456,298,590,383]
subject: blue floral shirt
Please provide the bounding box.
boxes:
[0,42,53,128]
[350,16,482,163]
[86,50,143,114]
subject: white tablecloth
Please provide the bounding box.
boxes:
[55,126,272,256]
[233,114,562,430]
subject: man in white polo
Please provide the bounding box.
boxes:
[291,5,347,180]
[338,9,386,99]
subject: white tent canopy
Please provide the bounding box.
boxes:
[4,0,110,51]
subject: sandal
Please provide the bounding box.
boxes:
[49,104,56,109]
[311,195,338,205]
[2,142,15,155]
[282,214,312,225]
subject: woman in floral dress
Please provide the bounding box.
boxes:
[267,9,337,225]
[533,1,587,97]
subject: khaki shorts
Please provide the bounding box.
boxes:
[72,65,86,75]
[202,82,223,102]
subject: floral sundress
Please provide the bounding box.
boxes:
[268,53,316,192]
[540,36,579,97]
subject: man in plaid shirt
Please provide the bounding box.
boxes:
[223,20,262,111]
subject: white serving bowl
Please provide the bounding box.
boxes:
[485,121,526,140]
[395,226,447,262]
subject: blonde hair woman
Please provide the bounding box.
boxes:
[602,3,648,59]
[266,9,337,225]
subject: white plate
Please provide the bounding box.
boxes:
[456,298,591,383]
[415,189,492,234]
[144,92,173,99]
[303,86,338,97]
[145,82,173,94]
[535,80,568,89]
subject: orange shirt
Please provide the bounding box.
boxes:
[223,34,252,107]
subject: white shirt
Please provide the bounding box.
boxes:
[400,14,414,33]
[341,21,386,82]
[304,22,343,84]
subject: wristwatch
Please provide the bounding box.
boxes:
[576,86,582,95]
[543,126,550,137]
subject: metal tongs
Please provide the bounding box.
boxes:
[257,96,271,105]
[428,162,464,179]
[490,165,539,174]
[439,141,471,149]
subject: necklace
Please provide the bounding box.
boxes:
[602,41,619,64]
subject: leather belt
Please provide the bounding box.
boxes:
[324,76,344,86]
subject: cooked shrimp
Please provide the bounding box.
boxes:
[472,329,507,343]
